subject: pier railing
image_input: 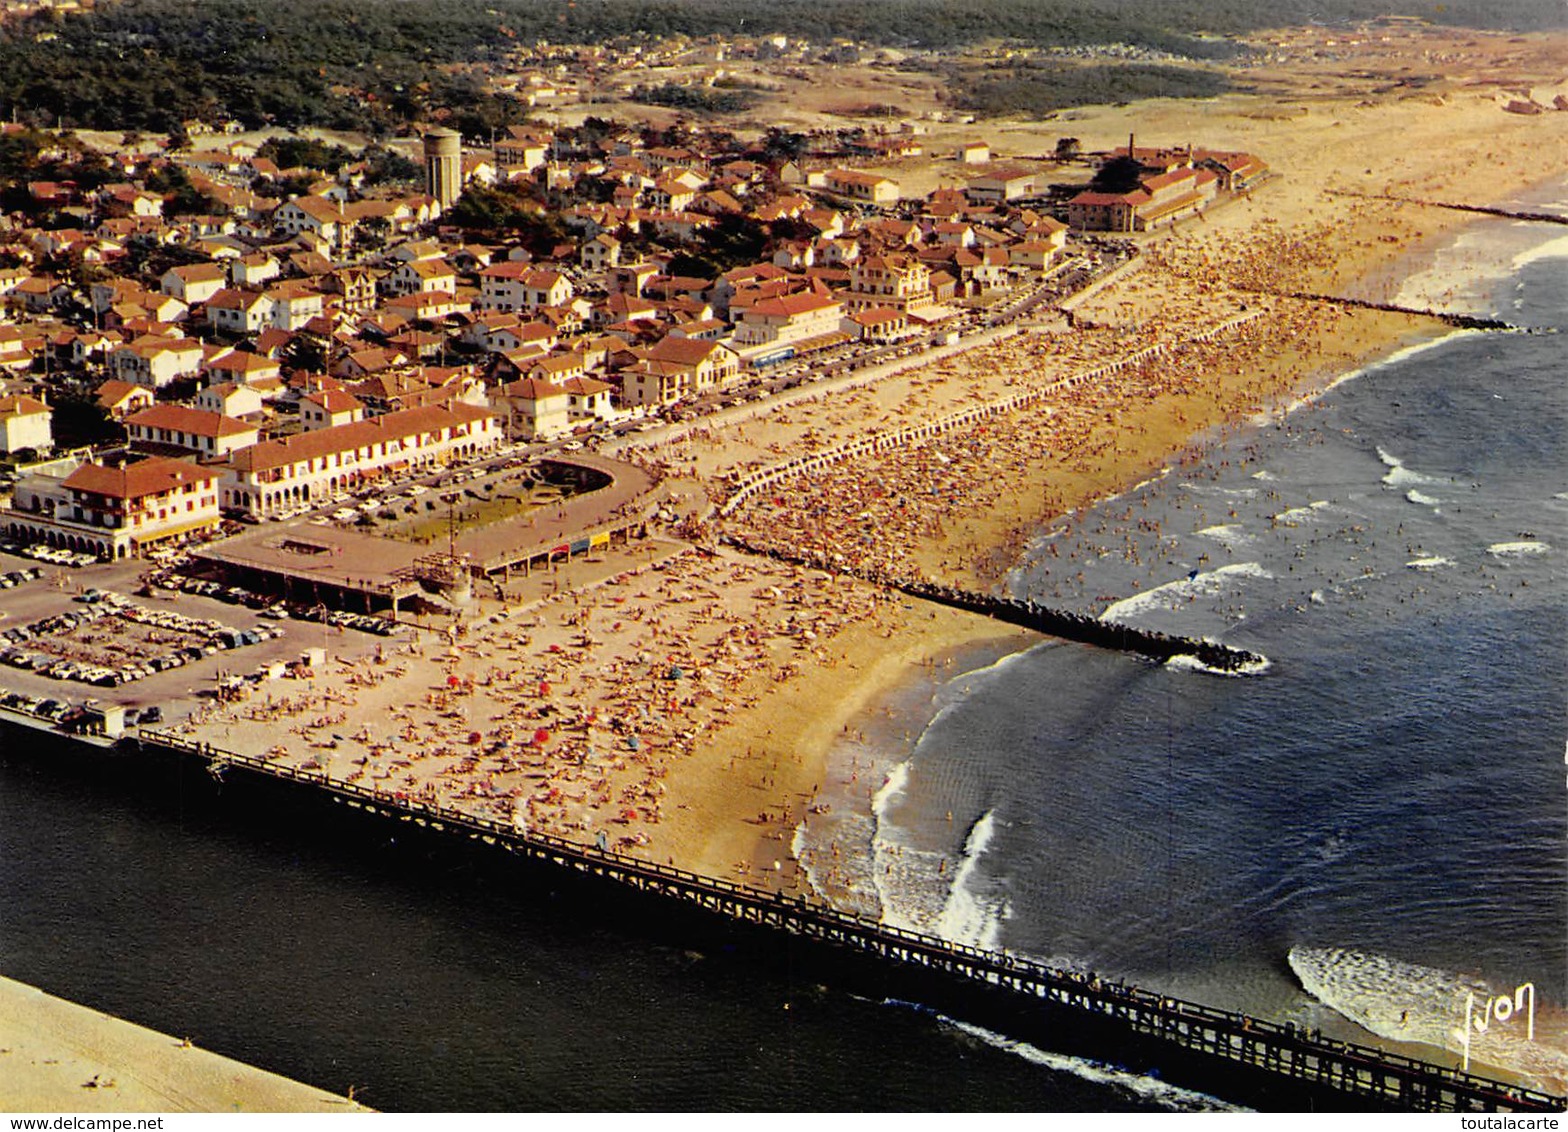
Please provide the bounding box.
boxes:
[137,726,1564,1113]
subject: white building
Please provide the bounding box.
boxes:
[0,394,52,454]
[160,262,229,306]
[731,291,844,351]
[299,389,365,431]
[219,403,501,517]
[488,377,571,441]
[206,288,276,336]
[477,264,574,313]
[125,404,260,459]
[109,336,205,388]
[4,456,222,559]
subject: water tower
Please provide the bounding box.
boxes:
[423,128,462,212]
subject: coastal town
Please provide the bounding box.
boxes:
[1,13,1566,861]
[0,55,1280,720]
[0,5,1566,1109]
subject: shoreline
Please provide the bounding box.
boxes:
[767,168,1568,908]
[12,78,1563,919]
[0,975,369,1113]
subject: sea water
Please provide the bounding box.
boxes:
[800,193,1568,1101]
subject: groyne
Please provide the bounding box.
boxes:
[721,534,1268,674]
[1254,289,1526,331]
[113,728,1567,1113]
[1332,190,1568,227]
[717,310,1267,519]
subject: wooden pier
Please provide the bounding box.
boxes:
[135,727,1565,1113]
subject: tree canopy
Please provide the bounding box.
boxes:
[0,0,1557,133]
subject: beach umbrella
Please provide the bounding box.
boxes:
[533,728,550,746]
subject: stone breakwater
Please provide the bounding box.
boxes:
[1257,290,1527,331]
[721,535,1269,675]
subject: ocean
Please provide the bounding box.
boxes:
[799,191,1568,1102]
[1,201,1564,1112]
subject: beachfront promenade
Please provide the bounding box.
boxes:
[132,725,1564,1114]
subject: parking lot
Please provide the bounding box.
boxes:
[0,546,394,724]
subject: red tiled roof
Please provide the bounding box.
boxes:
[746,292,841,319]
[226,403,495,474]
[500,377,569,400]
[302,389,363,413]
[64,456,220,500]
[561,376,611,395]
[0,394,48,417]
[95,379,151,408]
[1069,190,1150,206]
[1141,168,1199,193]
[127,404,257,438]
[645,336,729,366]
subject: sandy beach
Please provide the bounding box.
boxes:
[0,976,367,1112]
[169,59,1568,899]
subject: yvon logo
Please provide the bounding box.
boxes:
[1457,983,1535,1073]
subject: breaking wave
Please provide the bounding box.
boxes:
[936,810,1009,951]
[1099,562,1272,624]
[1377,447,1442,490]
[937,1015,1250,1112]
[1512,232,1568,271]
[1195,523,1252,546]
[1288,946,1568,1090]
[1488,540,1551,558]
[1165,652,1273,678]
[1271,501,1331,525]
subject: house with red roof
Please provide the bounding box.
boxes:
[478,264,574,313]
[217,403,501,517]
[0,394,51,454]
[488,376,571,440]
[299,389,365,431]
[125,404,260,459]
[6,455,223,559]
[110,336,204,388]
[95,379,156,421]
[732,290,845,354]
